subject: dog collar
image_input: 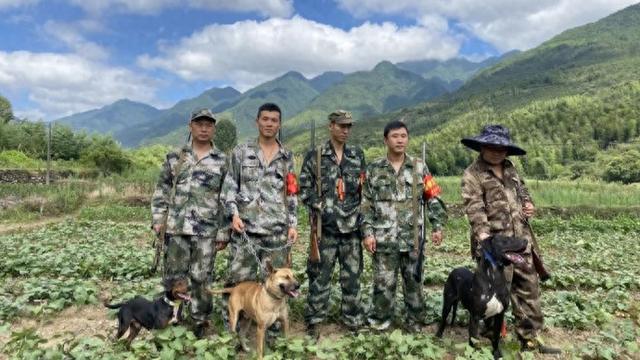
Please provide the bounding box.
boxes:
[163,296,180,307]
[265,285,285,300]
[483,249,498,268]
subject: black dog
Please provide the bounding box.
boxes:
[436,235,527,359]
[104,277,191,346]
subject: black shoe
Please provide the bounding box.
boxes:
[193,322,210,339]
[306,323,320,339]
[342,322,361,335]
[520,338,561,354]
[403,321,422,333]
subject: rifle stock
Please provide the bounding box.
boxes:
[309,212,321,263]
[525,219,550,281]
[151,223,165,273]
[532,249,550,282]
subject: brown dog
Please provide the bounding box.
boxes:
[210,263,300,359]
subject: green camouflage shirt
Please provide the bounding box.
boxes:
[461,156,533,257]
[360,154,447,253]
[222,138,297,235]
[299,141,366,234]
[151,144,228,237]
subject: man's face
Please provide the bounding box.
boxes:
[329,122,352,144]
[480,145,508,165]
[384,127,408,155]
[189,119,215,142]
[256,110,281,139]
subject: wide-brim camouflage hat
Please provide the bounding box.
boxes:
[328,110,354,124]
[461,124,526,156]
[190,108,216,123]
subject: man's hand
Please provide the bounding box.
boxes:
[522,201,535,218]
[362,235,376,254]
[287,227,298,244]
[232,214,245,233]
[153,224,163,235]
[431,229,443,246]
[215,242,228,251]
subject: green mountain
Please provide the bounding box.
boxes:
[312,3,640,182]
[396,51,519,86]
[309,71,345,92]
[282,61,449,139]
[56,99,161,135]
[217,71,320,139]
[116,86,241,147]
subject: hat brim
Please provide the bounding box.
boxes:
[191,115,216,123]
[461,138,526,156]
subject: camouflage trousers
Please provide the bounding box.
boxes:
[504,252,544,340]
[164,234,216,324]
[304,231,363,327]
[367,250,425,327]
[222,231,291,332]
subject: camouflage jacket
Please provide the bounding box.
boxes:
[360,155,447,253]
[299,141,366,234]
[222,138,297,235]
[461,157,534,257]
[151,144,228,237]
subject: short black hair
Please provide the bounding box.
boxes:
[256,103,282,120]
[383,120,409,138]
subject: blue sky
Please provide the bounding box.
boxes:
[0,0,637,120]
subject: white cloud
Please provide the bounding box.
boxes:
[0,51,158,119]
[138,16,461,90]
[335,0,639,51]
[66,0,293,17]
[43,20,109,60]
[0,0,38,10]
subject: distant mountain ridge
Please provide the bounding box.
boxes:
[55,55,499,147]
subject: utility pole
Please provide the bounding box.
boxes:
[46,122,51,185]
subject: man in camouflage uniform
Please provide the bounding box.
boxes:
[460,124,561,354]
[299,110,366,337]
[361,120,447,332]
[151,108,228,338]
[221,103,298,328]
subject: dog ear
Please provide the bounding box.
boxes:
[264,259,275,274]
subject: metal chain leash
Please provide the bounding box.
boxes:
[232,231,292,276]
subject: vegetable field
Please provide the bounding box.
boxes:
[0,187,639,359]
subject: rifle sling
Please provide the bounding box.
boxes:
[412,158,419,254]
[316,146,322,241]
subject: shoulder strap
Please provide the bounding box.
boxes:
[316,146,322,197]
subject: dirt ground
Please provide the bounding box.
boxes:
[0,299,605,360]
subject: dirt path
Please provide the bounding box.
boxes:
[0,215,72,235]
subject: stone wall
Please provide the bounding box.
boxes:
[0,169,75,184]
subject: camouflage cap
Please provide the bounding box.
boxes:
[190,108,216,123]
[328,110,354,124]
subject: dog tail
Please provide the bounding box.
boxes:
[103,301,124,309]
[208,288,234,295]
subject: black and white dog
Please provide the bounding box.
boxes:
[436,235,527,359]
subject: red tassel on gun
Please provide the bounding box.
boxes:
[423,174,442,199]
[286,173,298,195]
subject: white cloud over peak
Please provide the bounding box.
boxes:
[138,16,461,90]
[335,0,639,51]
[67,0,293,17]
[0,51,157,119]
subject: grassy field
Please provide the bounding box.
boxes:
[0,180,639,359]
